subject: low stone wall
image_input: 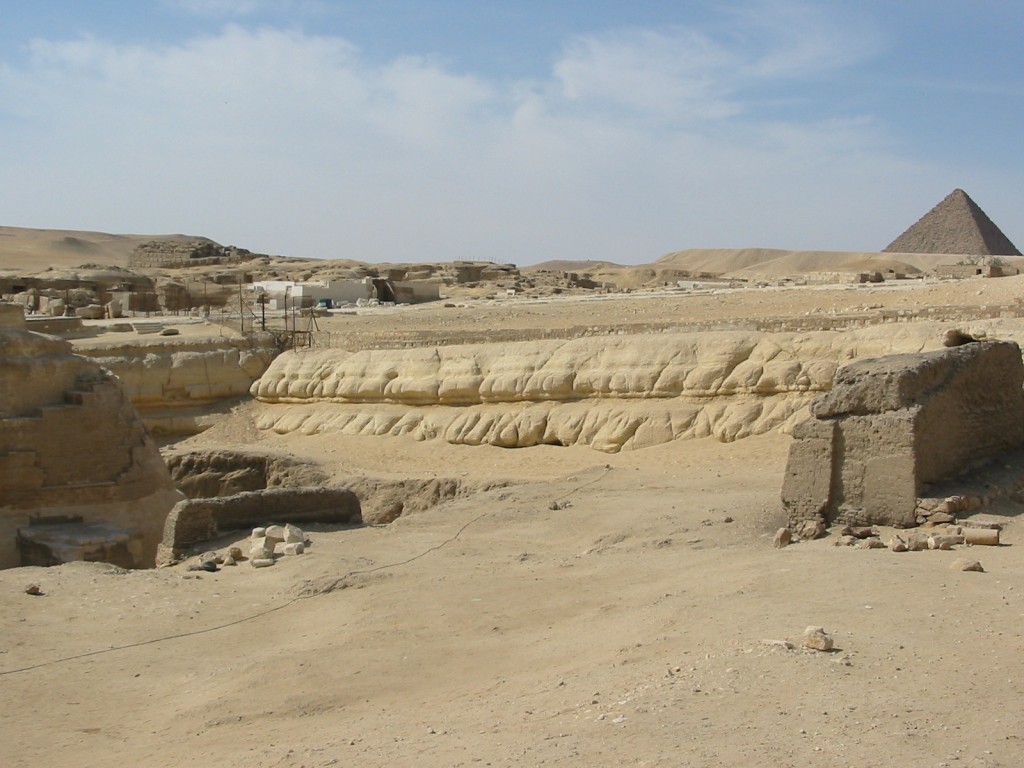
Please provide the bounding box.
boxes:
[782,340,1024,528]
[157,487,362,564]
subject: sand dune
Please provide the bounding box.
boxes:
[655,247,1024,279]
[0,225,213,272]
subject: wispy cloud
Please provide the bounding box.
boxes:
[719,0,880,78]
[0,4,924,261]
[164,0,325,17]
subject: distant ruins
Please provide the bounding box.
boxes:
[782,340,1024,529]
[128,239,258,269]
[0,303,182,568]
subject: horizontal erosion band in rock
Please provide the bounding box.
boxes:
[249,324,1010,452]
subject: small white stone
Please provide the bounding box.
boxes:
[251,558,275,568]
[264,525,287,542]
[284,524,305,544]
[283,542,305,556]
[251,527,266,539]
[250,538,275,560]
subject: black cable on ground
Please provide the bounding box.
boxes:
[0,512,488,677]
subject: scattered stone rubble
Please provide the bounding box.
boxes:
[249,523,309,567]
[180,524,310,571]
[760,627,836,654]
[157,487,359,565]
[775,488,1004,567]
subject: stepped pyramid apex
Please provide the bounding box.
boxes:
[883,188,1021,257]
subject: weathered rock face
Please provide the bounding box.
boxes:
[248,325,960,452]
[164,448,512,526]
[0,303,183,569]
[77,338,277,435]
[164,449,329,499]
[782,340,1024,528]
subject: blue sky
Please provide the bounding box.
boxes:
[1,1,1021,264]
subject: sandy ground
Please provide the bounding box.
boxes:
[4,429,1024,767]
[4,270,1024,767]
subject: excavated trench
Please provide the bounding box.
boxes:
[163,448,512,525]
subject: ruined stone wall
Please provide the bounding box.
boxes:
[128,240,254,269]
[782,341,1024,528]
[157,487,361,563]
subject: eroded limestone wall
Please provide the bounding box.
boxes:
[77,337,278,434]
[249,324,964,452]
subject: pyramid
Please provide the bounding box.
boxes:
[883,188,1021,256]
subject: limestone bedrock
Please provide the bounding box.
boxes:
[250,324,973,452]
[0,304,182,569]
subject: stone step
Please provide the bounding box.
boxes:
[64,389,93,405]
[40,402,79,413]
[41,480,117,490]
[0,411,43,423]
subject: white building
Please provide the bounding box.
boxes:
[251,278,375,309]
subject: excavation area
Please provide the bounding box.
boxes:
[5,278,1024,767]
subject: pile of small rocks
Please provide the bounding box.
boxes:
[829,519,1001,552]
[773,519,826,548]
[249,524,309,568]
[914,494,983,526]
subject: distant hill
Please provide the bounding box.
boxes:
[652,248,1024,280]
[0,226,216,272]
[525,259,625,272]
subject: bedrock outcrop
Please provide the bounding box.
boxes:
[250,325,963,452]
[77,337,278,435]
[0,303,183,569]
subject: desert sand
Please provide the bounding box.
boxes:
[4,239,1024,766]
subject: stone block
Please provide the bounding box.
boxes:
[780,418,834,528]
[783,341,1024,529]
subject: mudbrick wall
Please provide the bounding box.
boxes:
[781,340,1024,528]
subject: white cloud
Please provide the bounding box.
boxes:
[552,28,742,121]
[721,0,879,78]
[0,7,929,262]
[165,0,324,17]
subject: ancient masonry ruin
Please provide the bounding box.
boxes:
[156,487,362,564]
[0,303,182,569]
[128,240,257,269]
[782,340,1024,529]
